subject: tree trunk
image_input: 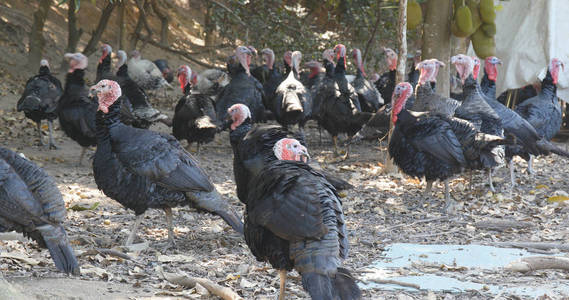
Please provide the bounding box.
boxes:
[26,0,51,70]
[117,1,127,50]
[422,0,452,97]
[82,2,118,56]
[60,0,84,72]
[129,0,152,51]
[204,2,216,48]
[150,0,169,46]
[384,0,408,173]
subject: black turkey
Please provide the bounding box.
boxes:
[172,65,217,154]
[153,59,174,83]
[350,48,383,112]
[91,80,242,246]
[17,59,62,149]
[0,147,80,275]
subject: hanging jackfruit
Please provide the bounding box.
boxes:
[480,0,496,23]
[471,27,495,58]
[451,22,471,38]
[481,22,496,36]
[407,0,423,30]
[467,0,482,32]
[455,3,473,34]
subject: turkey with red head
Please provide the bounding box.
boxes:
[350,48,383,112]
[91,79,243,246]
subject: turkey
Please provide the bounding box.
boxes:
[58,52,97,165]
[411,59,460,117]
[315,44,371,157]
[514,58,565,173]
[301,60,324,91]
[216,46,265,123]
[172,65,217,154]
[191,68,230,99]
[95,44,113,83]
[223,104,360,299]
[0,147,80,275]
[282,50,293,77]
[389,82,511,211]
[269,51,312,133]
[259,48,284,109]
[310,49,335,122]
[375,47,397,104]
[153,59,174,83]
[351,104,391,142]
[17,59,62,149]
[91,79,243,246]
[480,56,569,188]
[115,50,169,128]
[224,104,353,204]
[350,48,383,112]
[452,54,504,191]
[127,50,171,91]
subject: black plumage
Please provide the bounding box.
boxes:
[17,60,62,149]
[58,53,97,164]
[269,51,312,131]
[91,80,243,245]
[172,67,217,153]
[0,147,79,275]
[350,49,383,112]
[216,47,266,123]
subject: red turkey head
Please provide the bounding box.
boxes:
[550,58,564,85]
[291,51,302,74]
[273,138,310,163]
[64,52,88,73]
[416,59,445,85]
[117,50,127,67]
[177,65,193,92]
[451,54,474,84]
[334,44,347,67]
[352,48,366,77]
[283,51,293,68]
[384,48,398,71]
[91,79,122,113]
[235,46,252,76]
[261,48,275,70]
[484,56,502,82]
[471,56,481,80]
[227,103,251,130]
[391,82,413,124]
[40,59,49,69]
[322,49,335,64]
[304,60,322,78]
[99,44,112,64]
[371,73,380,82]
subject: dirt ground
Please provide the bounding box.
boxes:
[1,68,569,300]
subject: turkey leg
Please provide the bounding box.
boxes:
[78,147,88,166]
[164,207,176,247]
[36,121,45,146]
[527,155,535,175]
[509,159,516,189]
[48,120,57,149]
[487,168,495,193]
[125,213,145,246]
[278,269,287,300]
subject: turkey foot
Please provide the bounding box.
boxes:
[47,120,57,150]
[164,207,177,248]
[125,213,145,246]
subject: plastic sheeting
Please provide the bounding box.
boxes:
[488,0,569,101]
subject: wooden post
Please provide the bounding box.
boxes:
[26,0,51,70]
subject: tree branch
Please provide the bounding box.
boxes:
[362,5,382,63]
[82,1,118,56]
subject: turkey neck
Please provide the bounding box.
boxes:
[65,69,86,87]
[334,56,346,75]
[324,60,335,78]
[39,66,50,76]
[117,64,128,77]
[183,83,192,96]
[540,70,557,99]
[462,75,482,97]
[97,55,112,82]
[229,118,252,150]
[480,73,496,99]
[96,100,122,141]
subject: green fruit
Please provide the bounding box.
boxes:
[481,22,496,36]
[480,0,496,23]
[471,27,495,58]
[455,5,473,34]
[467,0,482,32]
[451,21,470,38]
[407,0,423,30]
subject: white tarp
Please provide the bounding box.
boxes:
[486,0,569,101]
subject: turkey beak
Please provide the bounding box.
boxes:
[299,147,310,163]
[219,114,233,132]
[88,87,99,99]
[497,59,503,65]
